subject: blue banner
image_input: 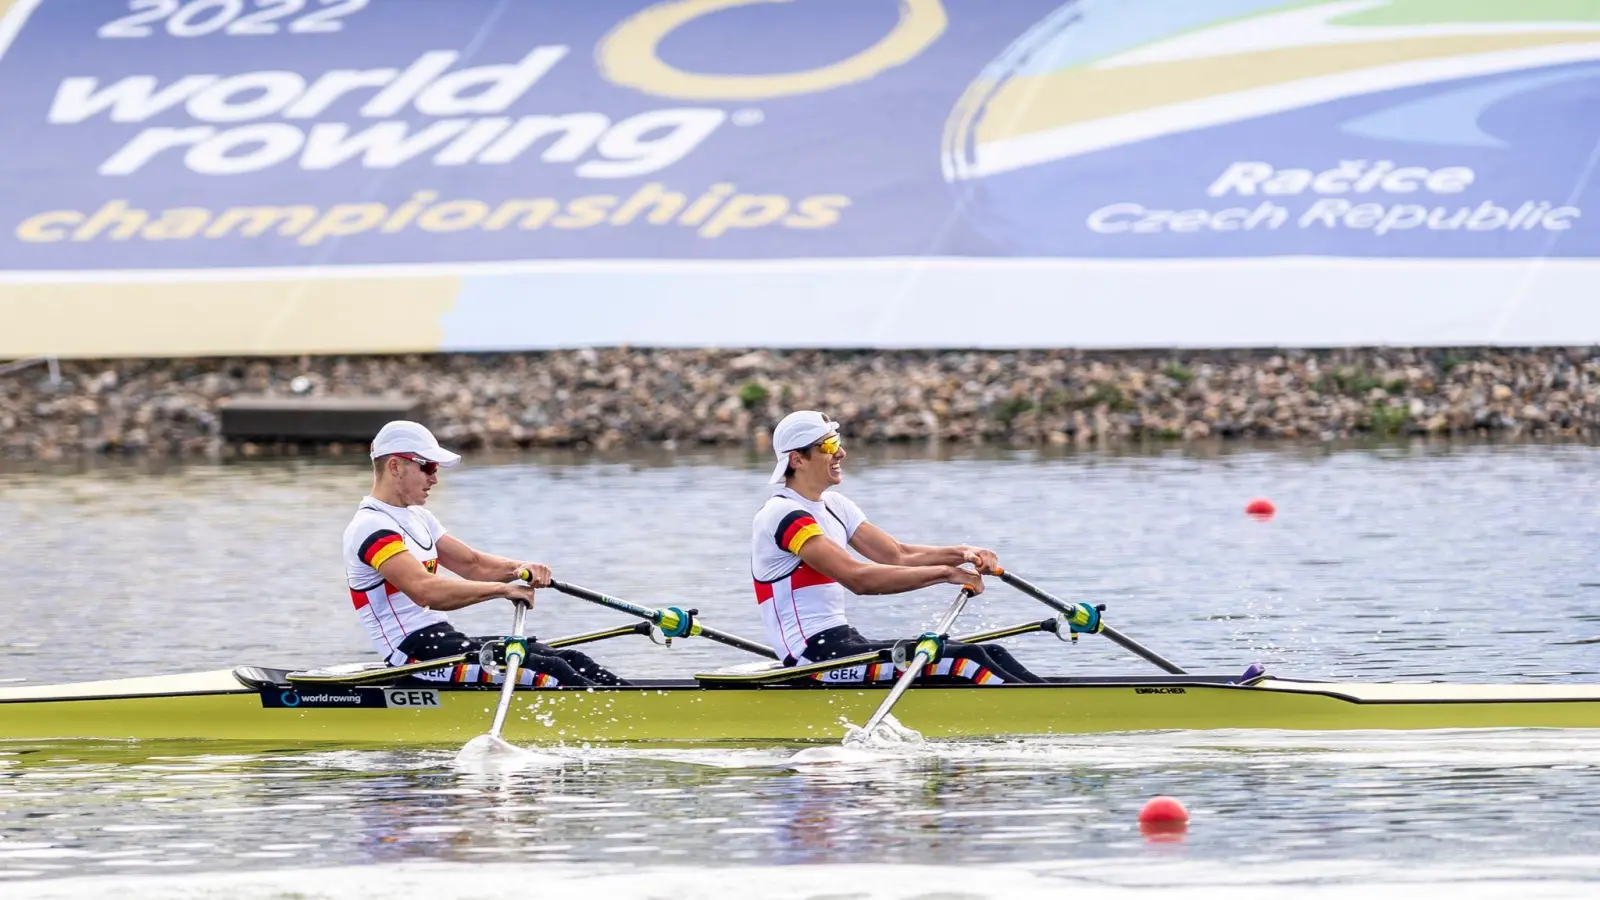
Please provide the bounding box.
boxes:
[2,0,1597,273]
[3,0,1600,359]
[0,0,1045,269]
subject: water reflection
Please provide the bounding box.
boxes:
[6,728,1600,880]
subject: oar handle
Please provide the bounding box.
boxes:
[995,569,1187,675]
[549,579,779,661]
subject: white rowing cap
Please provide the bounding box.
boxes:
[370,420,462,467]
[768,410,838,483]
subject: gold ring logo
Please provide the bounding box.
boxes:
[597,0,947,101]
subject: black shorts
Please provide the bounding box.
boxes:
[795,624,1043,685]
[397,623,631,688]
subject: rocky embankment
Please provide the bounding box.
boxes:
[2,348,1598,459]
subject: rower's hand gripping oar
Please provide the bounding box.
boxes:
[520,572,778,660]
[854,586,977,743]
[994,569,1187,675]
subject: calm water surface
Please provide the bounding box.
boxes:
[3,441,1600,897]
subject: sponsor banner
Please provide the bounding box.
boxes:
[1,0,1598,356]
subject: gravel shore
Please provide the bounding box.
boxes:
[2,347,1598,459]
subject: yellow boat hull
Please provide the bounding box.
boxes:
[5,669,1600,746]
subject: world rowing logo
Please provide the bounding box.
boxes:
[595,0,947,100]
[279,690,301,707]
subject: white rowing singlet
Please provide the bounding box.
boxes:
[750,487,867,663]
[342,496,449,665]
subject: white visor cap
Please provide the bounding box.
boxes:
[370,420,462,468]
[768,410,838,483]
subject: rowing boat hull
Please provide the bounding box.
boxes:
[5,669,1600,745]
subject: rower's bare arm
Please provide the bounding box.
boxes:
[437,535,506,581]
[376,551,533,612]
[797,534,981,595]
[436,535,552,585]
[849,522,962,567]
[850,525,999,574]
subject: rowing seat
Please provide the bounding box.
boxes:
[285,662,418,687]
[693,661,830,687]
[233,666,292,690]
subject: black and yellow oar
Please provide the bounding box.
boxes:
[853,586,977,742]
[521,572,778,660]
[291,623,665,689]
[544,621,654,650]
[995,568,1186,675]
[698,616,1066,686]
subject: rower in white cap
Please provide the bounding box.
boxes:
[340,420,630,687]
[749,410,1042,684]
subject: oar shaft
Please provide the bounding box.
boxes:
[549,579,778,660]
[545,622,652,649]
[997,570,1186,675]
[953,618,1055,645]
[549,578,656,620]
[933,588,973,635]
[487,600,529,739]
[859,654,923,736]
[753,618,1053,684]
[859,587,974,737]
[698,626,778,659]
[1099,624,1185,675]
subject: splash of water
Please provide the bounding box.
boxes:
[452,735,566,773]
[786,715,929,765]
[841,713,926,749]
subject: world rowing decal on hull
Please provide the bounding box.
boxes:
[261,688,441,709]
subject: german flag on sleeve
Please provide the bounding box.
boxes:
[359,530,407,568]
[774,510,824,555]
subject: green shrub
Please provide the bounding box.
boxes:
[1161,364,1194,385]
[1316,367,1384,396]
[993,395,1035,424]
[1088,383,1132,411]
[1367,403,1408,435]
[738,381,769,409]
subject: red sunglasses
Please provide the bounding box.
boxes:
[393,453,438,476]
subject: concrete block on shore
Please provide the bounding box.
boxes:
[218,395,418,442]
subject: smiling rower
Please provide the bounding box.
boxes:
[749,411,1043,685]
[342,420,629,688]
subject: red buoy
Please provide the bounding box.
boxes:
[1139,796,1189,841]
[1245,498,1276,520]
[1139,796,1189,825]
